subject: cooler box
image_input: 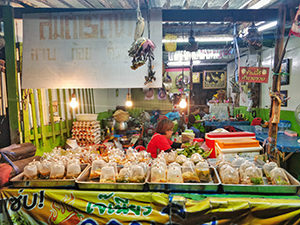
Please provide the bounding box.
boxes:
[205,132,256,158]
[215,138,262,155]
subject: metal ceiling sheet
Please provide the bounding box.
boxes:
[15,0,279,9]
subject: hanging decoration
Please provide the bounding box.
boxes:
[245,22,263,51]
[128,0,156,85]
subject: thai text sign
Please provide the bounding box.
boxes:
[239,67,269,83]
[22,11,162,88]
[0,189,169,224]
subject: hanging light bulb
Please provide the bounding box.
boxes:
[125,89,133,108]
[179,97,187,109]
[69,92,79,109]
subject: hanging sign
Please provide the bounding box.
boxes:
[22,10,162,89]
[239,67,269,83]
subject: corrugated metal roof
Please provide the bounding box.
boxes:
[11,0,279,9]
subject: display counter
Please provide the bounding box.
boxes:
[1,188,300,224]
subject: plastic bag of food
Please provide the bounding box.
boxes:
[263,161,278,181]
[89,159,107,180]
[100,166,116,183]
[270,167,290,185]
[168,162,181,170]
[138,162,149,175]
[182,160,199,183]
[182,160,195,174]
[66,160,81,179]
[167,166,183,183]
[137,151,151,163]
[126,148,138,162]
[243,166,263,185]
[165,151,177,164]
[239,160,255,180]
[220,165,239,184]
[24,164,38,179]
[129,165,145,183]
[232,156,246,167]
[151,165,166,183]
[190,153,203,164]
[195,161,212,183]
[38,160,51,178]
[116,167,130,183]
[176,154,187,165]
[50,162,65,179]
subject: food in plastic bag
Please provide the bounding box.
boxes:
[220,165,239,184]
[129,165,145,183]
[151,165,166,183]
[167,166,183,183]
[38,160,51,178]
[116,167,130,183]
[50,162,65,179]
[195,161,212,183]
[24,164,38,179]
[100,166,116,183]
[239,160,255,180]
[263,161,278,181]
[137,151,151,163]
[66,161,81,179]
[138,162,148,175]
[232,156,246,167]
[165,151,177,164]
[190,153,203,164]
[176,154,187,165]
[182,160,195,174]
[89,159,107,180]
[243,166,263,185]
[168,162,181,170]
[270,167,290,185]
[126,148,138,162]
[182,160,199,183]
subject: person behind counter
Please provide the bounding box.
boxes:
[147,119,182,158]
[188,106,205,138]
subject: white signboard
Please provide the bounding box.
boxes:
[22,10,162,88]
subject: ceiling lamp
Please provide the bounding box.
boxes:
[179,96,187,109]
[69,92,79,109]
[125,89,133,108]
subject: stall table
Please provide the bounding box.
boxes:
[235,125,300,161]
[1,188,300,224]
[205,120,250,128]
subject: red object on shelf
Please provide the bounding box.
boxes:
[205,132,256,158]
[251,117,262,126]
[193,138,204,143]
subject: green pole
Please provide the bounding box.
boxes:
[3,5,20,144]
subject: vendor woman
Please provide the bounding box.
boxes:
[147,119,182,158]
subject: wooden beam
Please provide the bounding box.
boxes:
[3,6,20,144]
[29,89,39,148]
[267,4,286,161]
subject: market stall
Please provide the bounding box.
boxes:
[1,0,300,224]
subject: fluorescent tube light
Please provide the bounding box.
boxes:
[249,0,271,9]
[257,21,277,32]
[162,35,233,43]
[167,60,201,67]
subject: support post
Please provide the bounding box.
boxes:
[267,4,286,161]
[3,5,20,144]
